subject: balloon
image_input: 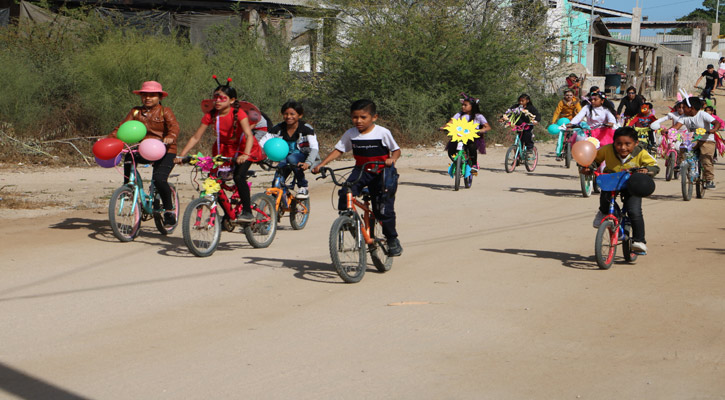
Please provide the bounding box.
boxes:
[628,172,655,197]
[572,140,597,166]
[579,121,590,130]
[547,124,563,135]
[95,153,122,168]
[138,138,166,161]
[556,118,571,126]
[117,120,147,144]
[92,137,124,160]
[263,137,289,162]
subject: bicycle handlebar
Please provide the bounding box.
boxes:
[314,161,387,187]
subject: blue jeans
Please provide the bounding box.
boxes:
[277,152,308,187]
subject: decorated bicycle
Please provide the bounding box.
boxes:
[547,117,576,168]
[259,137,311,229]
[442,117,479,190]
[93,121,179,242]
[502,106,539,173]
[679,128,708,201]
[657,127,686,181]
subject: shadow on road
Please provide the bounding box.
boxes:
[399,181,454,191]
[0,361,91,400]
[508,187,583,198]
[480,247,600,270]
[243,256,387,284]
[697,247,725,255]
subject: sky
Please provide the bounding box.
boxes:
[598,0,706,22]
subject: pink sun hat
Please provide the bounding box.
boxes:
[133,81,168,98]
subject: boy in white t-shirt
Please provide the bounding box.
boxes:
[313,99,403,256]
[672,96,722,188]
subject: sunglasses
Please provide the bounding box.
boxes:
[213,94,229,101]
[627,92,636,95]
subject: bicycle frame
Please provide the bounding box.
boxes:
[123,152,159,217]
[265,165,307,214]
[341,191,379,247]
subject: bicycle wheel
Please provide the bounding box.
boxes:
[329,215,366,283]
[594,219,617,270]
[681,161,693,201]
[580,173,593,197]
[622,223,638,263]
[290,197,310,230]
[182,197,221,257]
[524,146,538,172]
[504,145,518,173]
[454,155,462,191]
[368,218,392,273]
[564,142,572,169]
[108,185,141,242]
[153,183,179,235]
[665,152,676,181]
[244,193,277,248]
[696,160,706,199]
[464,173,473,189]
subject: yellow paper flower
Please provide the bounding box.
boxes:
[694,127,707,140]
[444,118,480,144]
[202,178,221,194]
[586,137,600,148]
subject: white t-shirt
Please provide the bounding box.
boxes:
[570,105,616,129]
[679,110,716,142]
[335,125,400,166]
[719,62,725,70]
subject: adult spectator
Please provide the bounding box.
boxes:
[617,86,645,119]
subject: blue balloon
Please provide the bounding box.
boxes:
[263,137,289,162]
[556,118,571,126]
[547,124,563,135]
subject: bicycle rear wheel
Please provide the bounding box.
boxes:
[182,197,221,257]
[464,173,473,189]
[108,185,141,242]
[580,173,594,197]
[681,161,693,201]
[329,215,366,283]
[368,218,392,273]
[244,193,277,248]
[665,152,675,181]
[454,155,462,191]
[524,146,538,172]
[153,183,179,235]
[504,145,518,173]
[622,223,638,263]
[290,197,310,230]
[594,219,617,270]
[696,160,706,198]
[564,142,572,169]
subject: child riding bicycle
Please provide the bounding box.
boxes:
[442,93,491,173]
[108,80,180,226]
[584,126,659,255]
[671,96,722,189]
[312,99,403,257]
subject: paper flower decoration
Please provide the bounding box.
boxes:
[586,137,601,148]
[444,118,480,144]
[694,128,707,140]
[202,178,221,194]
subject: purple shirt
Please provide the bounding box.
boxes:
[453,113,488,128]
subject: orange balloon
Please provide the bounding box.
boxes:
[572,140,597,166]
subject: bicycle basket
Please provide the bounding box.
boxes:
[596,171,630,191]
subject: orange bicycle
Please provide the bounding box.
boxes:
[315,162,393,283]
[260,161,311,230]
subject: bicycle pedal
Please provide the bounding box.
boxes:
[471,171,478,176]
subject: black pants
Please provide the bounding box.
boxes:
[123,152,176,210]
[447,140,477,166]
[599,188,645,243]
[232,160,253,213]
[520,127,534,150]
[337,167,398,240]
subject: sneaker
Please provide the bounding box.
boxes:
[296,187,309,199]
[471,164,478,175]
[235,211,254,223]
[632,241,648,254]
[555,156,562,162]
[592,210,604,228]
[387,238,403,257]
[705,181,716,189]
[163,211,176,226]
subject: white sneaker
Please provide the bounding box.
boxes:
[592,211,604,228]
[632,241,648,254]
[296,187,309,199]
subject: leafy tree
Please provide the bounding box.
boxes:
[669,0,725,35]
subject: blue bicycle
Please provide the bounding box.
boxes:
[108,146,179,242]
[504,123,538,173]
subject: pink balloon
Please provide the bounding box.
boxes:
[138,139,166,161]
[572,140,597,166]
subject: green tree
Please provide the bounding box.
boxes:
[669,0,725,35]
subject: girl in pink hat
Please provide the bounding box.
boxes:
[175,77,264,223]
[108,80,180,226]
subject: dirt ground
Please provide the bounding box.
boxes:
[1,122,724,399]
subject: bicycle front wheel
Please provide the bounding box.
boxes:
[524,146,538,172]
[696,161,706,199]
[290,197,310,230]
[580,173,594,197]
[329,215,366,283]
[504,145,518,173]
[595,219,617,270]
[108,185,141,242]
[454,155,462,191]
[681,161,693,201]
[182,197,221,257]
[665,152,676,181]
[153,183,179,235]
[244,193,277,248]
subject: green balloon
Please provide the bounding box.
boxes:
[117,120,147,144]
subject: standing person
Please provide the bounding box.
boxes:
[311,99,403,257]
[616,86,645,121]
[175,77,265,222]
[672,96,722,189]
[718,57,725,89]
[694,64,719,100]
[108,80,180,226]
[259,100,319,199]
[566,73,584,98]
[568,91,617,146]
[504,94,541,156]
[442,93,491,172]
[551,89,582,123]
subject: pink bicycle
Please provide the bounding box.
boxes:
[658,128,684,181]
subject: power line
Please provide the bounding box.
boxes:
[643,1,701,10]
